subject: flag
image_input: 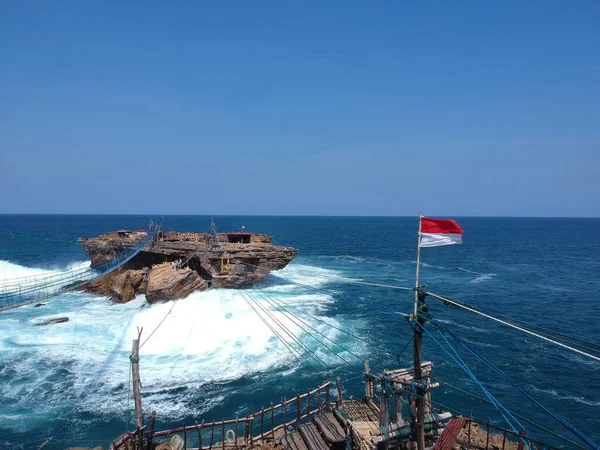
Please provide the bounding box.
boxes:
[420,217,464,248]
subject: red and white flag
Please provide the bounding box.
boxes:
[420,217,464,248]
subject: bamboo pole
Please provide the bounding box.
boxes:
[131,328,144,430]
[364,360,372,399]
[467,418,472,448]
[198,421,203,450]
[146,411,156,450]
[296,395,301,426]
[413,214,425,450]
[260,407,264,440]
[270,402,274,437]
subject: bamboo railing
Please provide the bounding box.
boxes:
[110,382,332,450]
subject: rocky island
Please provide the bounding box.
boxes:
[79,225,297,303]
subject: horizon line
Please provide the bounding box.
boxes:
[1,213,599,219]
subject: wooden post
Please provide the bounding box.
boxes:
[336,377,343,407]
[413,328,425,450]
[395,396,402,424]
[307,391,311,421]
[316,388,321,413]
[467,418,471,448]
[283,398,287,428]
[379,381,389,448]
[146,411,156,450]
[249,418,253,447]
[296,395,301,426]
[502,422,507,450]
[270,402,274,437]
[325,384,331,407]
[364,360,372,399]
[131,328,144,430]
[221,422,225,450]
[235,416,239,447]
[260,407,265,439]
[517,430,525,450]
[198,421,203,450]
[486,418,490,450]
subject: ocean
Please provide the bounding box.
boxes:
[0,215,598,449]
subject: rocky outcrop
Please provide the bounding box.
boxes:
[34,316,69,326]
[86,269,146,303]
[145,265,206,302]
[79,229,297,303]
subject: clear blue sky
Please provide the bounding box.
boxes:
[1,2,599,216]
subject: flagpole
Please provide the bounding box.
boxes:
[413,213,425,450]
[413,213,423,315]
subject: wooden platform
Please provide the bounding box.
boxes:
[337,399,379,422]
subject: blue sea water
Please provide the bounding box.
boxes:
[0,215,598,449]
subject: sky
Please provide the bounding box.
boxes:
[1,2,599,216]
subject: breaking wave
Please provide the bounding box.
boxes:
[0,262,366,423]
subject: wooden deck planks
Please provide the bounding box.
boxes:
[280,430,310,450]
[313,413,345,444]
[340,399,379,422]
[298,423,329,450]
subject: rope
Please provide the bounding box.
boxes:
[419,323,530,449]
[433,326,530,437]
[241,291,303,362]
[428,291,600,363]
[428,292,600,352]
[396,335,414,361]
[237,260,413,293]
[166,314,197,379]
[246,273,391,353]
[244,290,331,370]
[251,287,363,363]
[440,325,600,450]
[139,300,177,349]
[438,379,591,450]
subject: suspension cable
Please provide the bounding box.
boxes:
[251,287,358,365]
[428,291,600,362]
[241,291,303,363]
[243,290,331,370]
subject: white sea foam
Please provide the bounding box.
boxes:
[0,260,90,283]
[470,274,496,284]
[527,386,600,406]
[0,260,91,298]
[272,264,359,287]
[0,261,364,421]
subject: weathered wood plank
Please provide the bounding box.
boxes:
[280,431,309,450]
[299,423,329,450]
[313,413,345,444]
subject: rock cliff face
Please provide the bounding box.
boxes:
[79,230,297,303]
